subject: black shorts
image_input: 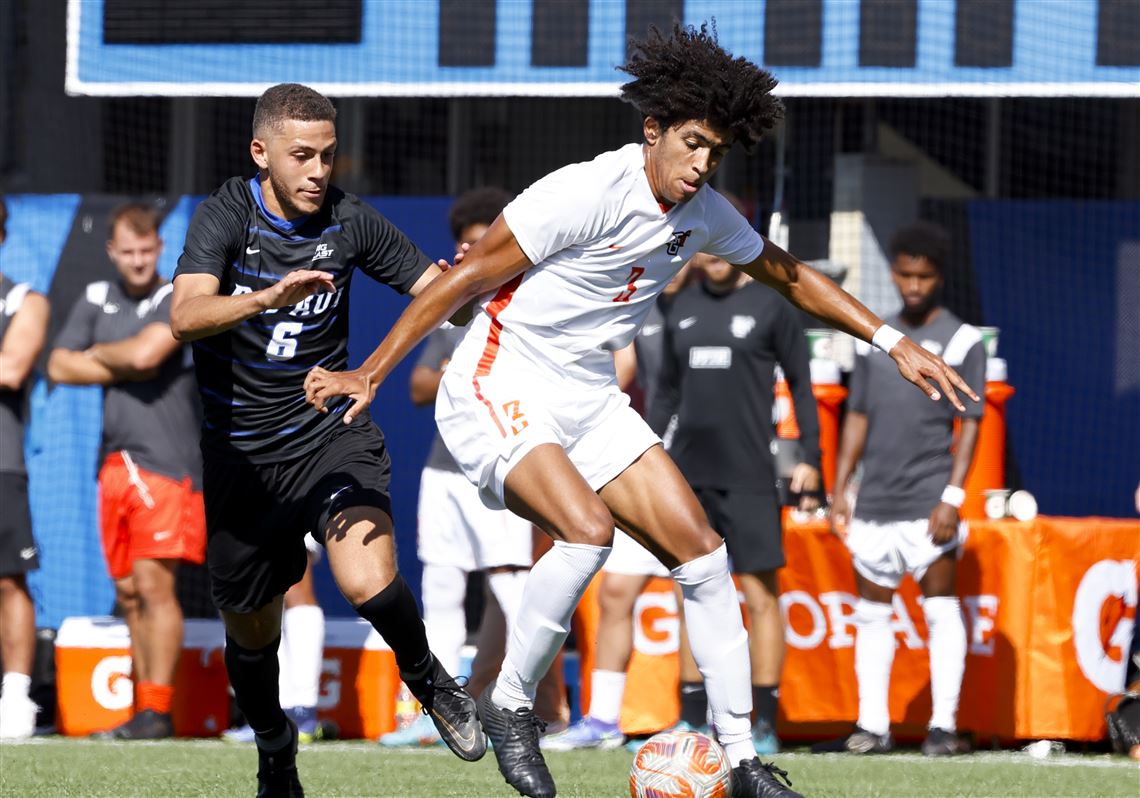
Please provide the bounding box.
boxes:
[0,472,39,576]
[204,420,392,613]
[692,486,784,573]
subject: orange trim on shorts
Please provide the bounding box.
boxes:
[472,274,523,438]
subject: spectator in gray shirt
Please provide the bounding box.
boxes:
[827,222,985,758]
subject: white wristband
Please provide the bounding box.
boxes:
[872,324,905,353]
[941,485,966,509]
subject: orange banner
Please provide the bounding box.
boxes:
[584,517,1139,742]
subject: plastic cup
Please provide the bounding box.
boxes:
[804,329,835,361]
[978,326,1000,358]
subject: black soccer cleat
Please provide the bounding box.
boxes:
[91,709,174,740]
[731,758,803,798]
[256,717,305,798]
[922,727,970,757]
[405,656,487,762]
[477,690,556,798]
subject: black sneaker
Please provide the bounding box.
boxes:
[91,709,174,740]
[731,758,803,798]
[477,690,556,798]
[922,727,969,757]
[405,657,486,762]
[256,718,304,798]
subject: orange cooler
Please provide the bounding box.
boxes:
[319,619,400,739]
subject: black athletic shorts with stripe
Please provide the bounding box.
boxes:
[0,473,39,577]
[204,419,392,613]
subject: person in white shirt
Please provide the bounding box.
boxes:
[305,22,976,798]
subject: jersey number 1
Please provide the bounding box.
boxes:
[613,266,645,303]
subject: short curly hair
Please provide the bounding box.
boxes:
[252,83,337,138]
[619,22,782,151]
[448,187,513,242]
[889,222,951,272]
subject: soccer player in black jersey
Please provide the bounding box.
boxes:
[170,84,484,797]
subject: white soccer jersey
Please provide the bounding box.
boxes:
[450,143,765,385]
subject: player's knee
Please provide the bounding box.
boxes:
[555,505,615,548]
[598,575,638,616]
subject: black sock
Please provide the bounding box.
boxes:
[355,574,432,676]
[679,681,708,728]
[224,635,286,742]
[753,684,779,728]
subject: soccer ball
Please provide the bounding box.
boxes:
[629,730,732,798]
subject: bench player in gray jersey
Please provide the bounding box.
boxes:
[50,203,205,741]
[170,84,483,797]
[0,197,51,740]
[827,222,985,757]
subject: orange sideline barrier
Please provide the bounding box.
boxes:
[579,517,1139,742]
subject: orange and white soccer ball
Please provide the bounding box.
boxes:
[629,730,732,798]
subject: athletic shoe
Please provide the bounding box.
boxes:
[404,657,486,761]
[223,723,257,744]
[91,709,174,740]
[751,719,780,755]
[540,714,622,751]
[477,690,555,798]
[625,719,710,753]
[378,713,443,748]
[256,717,304,798]
[922,727,969,757]
[285,706,322,744]
[0,694,38,740]
[731,758,803,798]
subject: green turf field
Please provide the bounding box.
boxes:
[0,738,1135,798]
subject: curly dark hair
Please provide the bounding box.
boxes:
[618,21,782,151]
[448,187,513,242]
[252,83,336,138]
[889,222,951,272]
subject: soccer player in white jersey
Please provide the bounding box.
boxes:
[305,23,977,798]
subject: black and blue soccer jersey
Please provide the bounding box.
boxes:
[175,177,431,463]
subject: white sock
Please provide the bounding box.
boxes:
[672,544,754,765]
[923,596,966,732]
[854,599,896,737]
[493,541,610,712]
[421,563,468,677]
[588,670,627,725]
[1,672,32,701]
[487,569,528,632]
[281,604,324,709]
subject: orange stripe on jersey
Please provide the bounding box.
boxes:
[472,274,523,437]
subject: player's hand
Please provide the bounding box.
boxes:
[304,366,374,425]
[928,502,960,544]
[791,463,821,512]
[889,337,979,412]
[829,492,850,542]
[260,269,336,310]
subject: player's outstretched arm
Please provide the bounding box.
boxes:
[738,240,979,411]
[304,216,532,424]
[170,270,336,341]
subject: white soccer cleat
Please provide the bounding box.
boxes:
[0,695,38,740]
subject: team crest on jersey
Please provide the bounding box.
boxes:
[665,230,692,256]
[731,315,756,339]
[312,243,335,261]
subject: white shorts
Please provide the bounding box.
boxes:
[436,349,661,510]
[416,467,534,571]
[845,517,968,590]
[602,529,670,577]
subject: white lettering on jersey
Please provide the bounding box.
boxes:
[689,346,732,369]
[312,243,334,261]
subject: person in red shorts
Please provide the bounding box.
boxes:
[49,203,205,739]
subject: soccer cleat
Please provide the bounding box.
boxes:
[751,720,780,755]
[731,758,803,798]
[92,709,174,740]
[0,694,39,740]
[478,690,556,798]
[404,657,486,762]
[284,706,322,744]
[922,727,969,757]
[256,717,304,798]
[224,723,258,744]
[378,713,443,748]
[540,715,623,751]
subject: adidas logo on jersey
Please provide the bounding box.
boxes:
[312,243,335,261]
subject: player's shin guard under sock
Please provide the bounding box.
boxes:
[854,599,896,737]
[672,544,753,764]
[494,541,610,711]
[224,635,287,742]
[923,596,966,732]
[281,605,324,710]
[355,574,432,677]
[421,564,468,677]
